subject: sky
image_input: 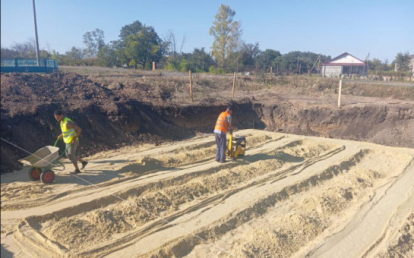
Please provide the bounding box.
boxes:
[1,0,413,62]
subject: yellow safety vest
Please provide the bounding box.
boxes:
[61,117,78,144]
[215,111,230,133]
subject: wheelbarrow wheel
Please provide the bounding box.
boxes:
[28,168,42,181]
[41,170,55,184]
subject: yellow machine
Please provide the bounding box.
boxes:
[227,131,246,159]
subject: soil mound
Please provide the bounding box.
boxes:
[1,72,112,115]
[0,72,194,173]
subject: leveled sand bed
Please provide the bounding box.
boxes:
[1,130,413,258]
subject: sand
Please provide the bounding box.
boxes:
[1,129,413,257]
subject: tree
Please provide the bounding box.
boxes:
[383,59,391,71]
[124,25,166,69]
[209,4,242,68]
[109,21,145,68]
[97,44,118,67]
[114,20,167,68]
[394,52,411,71]
[166,29,186,56]
[272,51,330,74]
[185,48,215,72]
[111,39,129,67]
[238,42,260,71]
[10,39,36,58]
[367,58,383,71]
[225,42,260,72]
[2,39,54,59]
[1,47,19,59]
[82,28,105,58]
[165,29,186,70]
[256,49,281,70]
[65,47,84,60]
[119,21,143,42]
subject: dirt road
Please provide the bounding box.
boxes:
[1,129,413,257]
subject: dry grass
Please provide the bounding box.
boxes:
[58,66,414,103]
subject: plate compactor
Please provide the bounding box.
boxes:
[227,130,246,159]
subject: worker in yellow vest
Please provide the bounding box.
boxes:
[54,110,88,174]
[214,106,235,163]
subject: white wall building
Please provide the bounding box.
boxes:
[321,52,367,77]
[410,54,414,75]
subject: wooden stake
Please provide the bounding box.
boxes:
[338,79,342,108]
[189,70,193,102]
[270,66,273,78]
[232,72,236,99]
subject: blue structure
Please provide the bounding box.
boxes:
[1,59,58,73]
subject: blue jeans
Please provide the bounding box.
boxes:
[215,133,227,162]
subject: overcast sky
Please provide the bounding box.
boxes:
[1,0,413,62]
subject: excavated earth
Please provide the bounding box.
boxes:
[1,72,414,258]
[1,72,413,174]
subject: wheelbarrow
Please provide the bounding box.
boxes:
[18,139,71,184]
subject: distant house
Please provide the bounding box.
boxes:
[321,52,367,77]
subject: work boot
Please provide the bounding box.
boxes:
[81,161,88,170]
[70,169,81,174]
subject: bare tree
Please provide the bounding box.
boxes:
[179,34,186,54]
[11,38,36,58]
[166,29,186,55]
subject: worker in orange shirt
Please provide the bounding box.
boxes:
[214,106,235,163]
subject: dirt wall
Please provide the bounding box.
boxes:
[1,72,413,174]
[257,102,414,149]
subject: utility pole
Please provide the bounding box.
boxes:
[32,0,40,63]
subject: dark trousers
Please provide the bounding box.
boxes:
[215,132,227,162]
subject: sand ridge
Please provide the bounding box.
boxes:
[1,129,413,257]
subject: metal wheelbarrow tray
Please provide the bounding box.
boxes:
[18,140,69,184]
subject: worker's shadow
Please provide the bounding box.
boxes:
[54,162,178,186]
[233,151,304,164]
[54,151,304,185]
[1,244,13,258]
[92,159,129,164]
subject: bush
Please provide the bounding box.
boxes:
[180,59,189,72]
[129,59,136,68]
[208,66,225,74]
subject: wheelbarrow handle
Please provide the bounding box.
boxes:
[54,139,72,159]
[54,138,71,146]
[54,138,72,147]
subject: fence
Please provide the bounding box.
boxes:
[1,59,58,73]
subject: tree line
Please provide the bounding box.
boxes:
[1,4,412,74]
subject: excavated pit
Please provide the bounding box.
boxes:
[1,72,414,258]
[1,72,413,174]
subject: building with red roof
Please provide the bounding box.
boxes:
[321,52,367,77]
